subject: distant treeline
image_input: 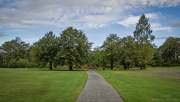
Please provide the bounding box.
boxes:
[0,14,180,70]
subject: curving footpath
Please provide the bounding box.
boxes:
[76,71,124,102]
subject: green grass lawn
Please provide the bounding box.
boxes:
[0,68,87,102]
[97,67,180,102]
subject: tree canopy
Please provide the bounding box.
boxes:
[1,16,180,69]
[101,34,119,70]
[159,37,180,63]
[56,27,92,70]
[133,14,155,69]
[31,31,58,70]
[1,39,30,68]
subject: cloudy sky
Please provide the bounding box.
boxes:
[0,0,180,48]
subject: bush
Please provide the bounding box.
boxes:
[16,59,34,68]
[45,62,50,68]
[163,62,171,67]
[169,63,180,67]
[8,60,18,68]
[148,60,156,67]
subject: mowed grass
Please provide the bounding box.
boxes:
[97,67,180,102]
[0,68,87,102]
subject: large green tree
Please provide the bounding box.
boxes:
[133,14,155,69]
[119,36,136,69]
[101,34,119,70]
[89,47,102,68]
[151,48,163,66]
[56,27,92,70]
[1,38,30,67]
[31,31,58,70]
[159,37,180,63]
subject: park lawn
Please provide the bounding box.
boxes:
[0,68,87,102]
[97,67,180,102]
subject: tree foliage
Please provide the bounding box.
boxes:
[1,38,30,67]
[1,19,180,69]
[133,14,155,69]
[88,47,102,68]
[56,27,92,70]
[159,37,180,63]
[134,14,154,43]
[101,34,119,70]
[119,36,136,69]
[31,31,58,70]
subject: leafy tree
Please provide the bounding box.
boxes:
[119,36,136,69]
[31,31,58,70]
[133,14,154,44]
[1,38,30,67]
[0,49,3,67]
[151,49,163,66]
[159,37,180,63]
[89,47,102,68]
[133,14,155,69]
[56,27,92,70]
[101,34,119,70]
[16,59,34,68]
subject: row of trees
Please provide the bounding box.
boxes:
[30,28,92,70]
[0,27,92,70]
[89,14,155,69]
[0,14,180,70]
[0,37,32,68]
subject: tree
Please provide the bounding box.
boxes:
[159,37,180,63]
[133,14,155,69]
[56,27,92,70]
[119,36,136,69]
[101,34,119,70]
[31,31,58,70]
[89,47,102,68]
[150,49,163,66]
[0,46,3,67]
[133,14,155,44]
[1,38,30,67]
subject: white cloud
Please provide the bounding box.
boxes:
[117,15,139,27]
[117,12,173,32]
[154,27,172,31]
[0,0,180,29]
[24,38,39,41]
[151,22,172,32]
[117,13,159,27]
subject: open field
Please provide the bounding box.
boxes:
[0,68,87,102]
[97,67,180,102]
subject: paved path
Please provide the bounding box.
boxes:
[76,71,124,102]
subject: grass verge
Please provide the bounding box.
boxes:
[97,67,180,102]
[0,68,87,102]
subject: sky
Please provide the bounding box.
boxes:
[0,0,180,48]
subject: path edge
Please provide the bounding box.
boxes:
[75,71,89,101]
[95,71,125,102]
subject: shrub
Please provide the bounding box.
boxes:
[8,60,18,68]
[16,59,34,68]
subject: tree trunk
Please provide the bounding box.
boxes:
[111,61,113,70]
[69,65,73,70]
[50,61,53,70]
[124,64,127,70]
[111,55,113,70]
[69,62,73,70]
[127,64,130,69]
[140,63,142,69]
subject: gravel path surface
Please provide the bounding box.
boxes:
[76,71,124,102]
